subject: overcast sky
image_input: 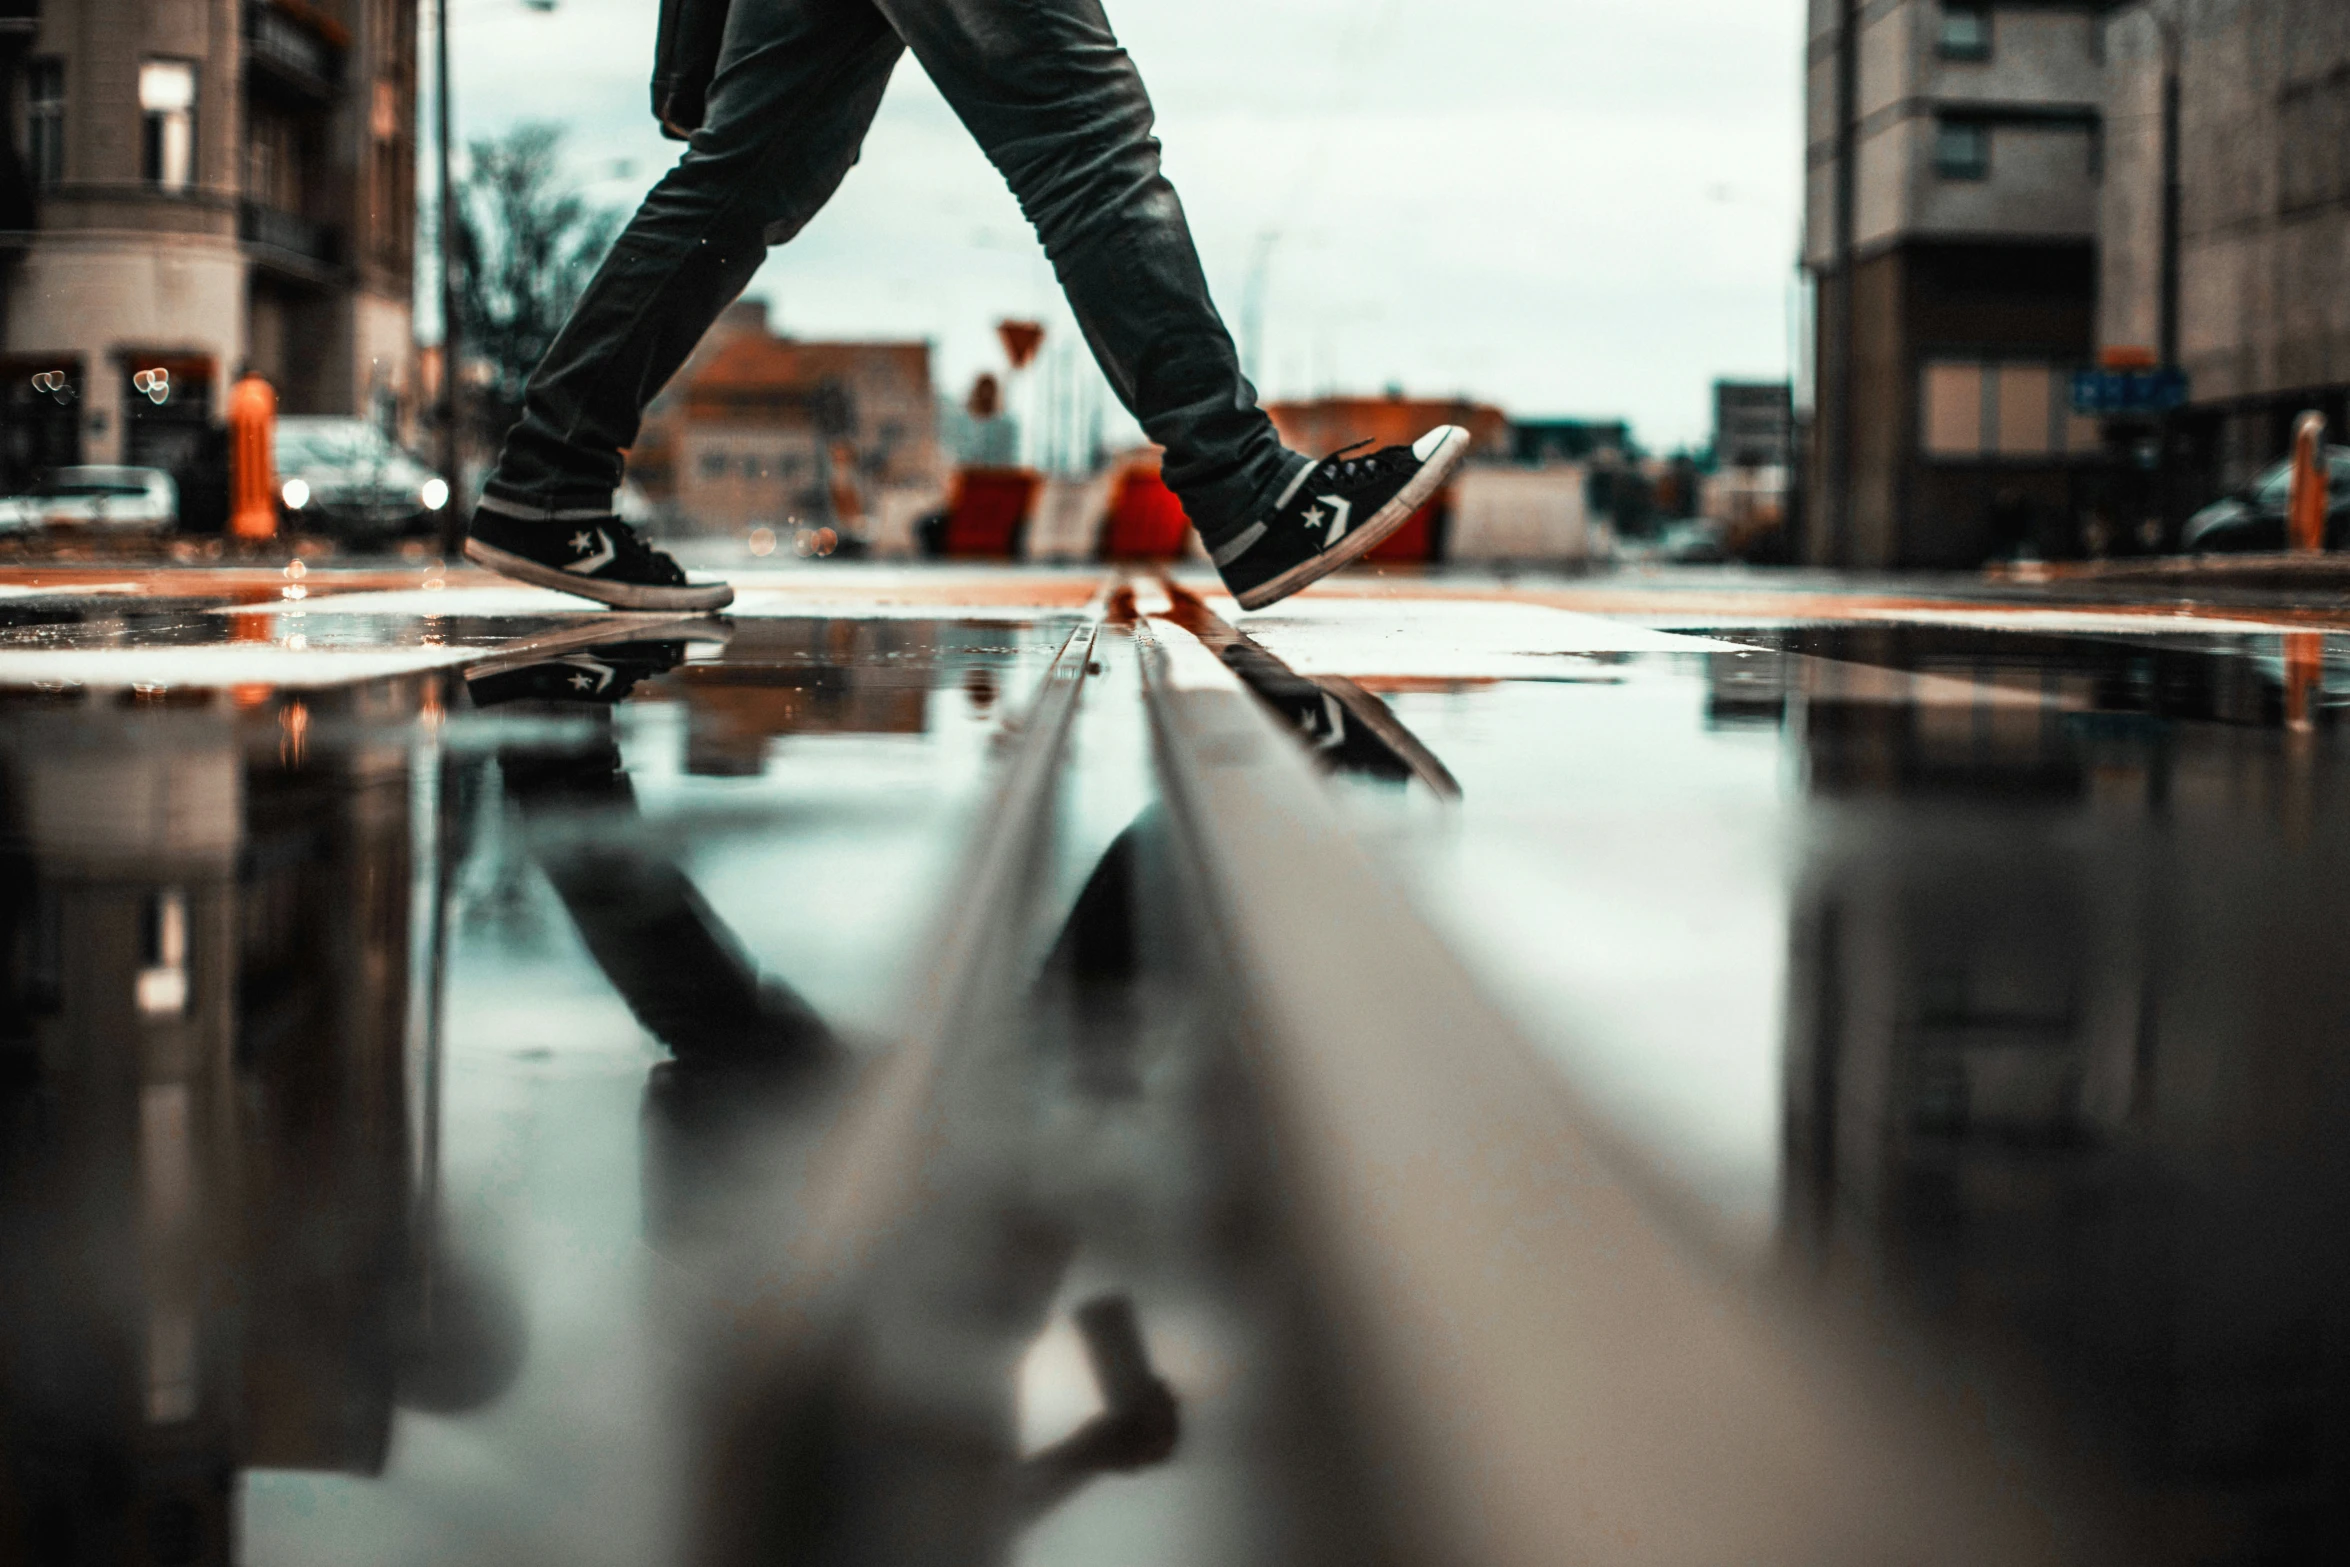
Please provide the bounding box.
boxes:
[443,0,1805,451]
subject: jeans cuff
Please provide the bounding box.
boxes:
[1196,452,1310,550]
[477,483,618,522]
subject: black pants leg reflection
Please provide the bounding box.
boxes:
[498,726,830,1069]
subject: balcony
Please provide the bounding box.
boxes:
[241,201,342,273]
[245,2,344,105]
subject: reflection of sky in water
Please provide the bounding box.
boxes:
[1338,653,1791,1250]
[28,581,2350,1565]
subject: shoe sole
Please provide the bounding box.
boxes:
[464,538,736,612]
[459,618,735,682]
[1233,426,1473,612]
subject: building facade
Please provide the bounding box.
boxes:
[1266,394,1512,470]
[1714,380,1794,469]
[2100,0,2350,503]
[1806,1,2119,567]
[630,300,941,537]
[0,0,418,499]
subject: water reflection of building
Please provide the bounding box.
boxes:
[626,300,942,536]
[0,693,426,1563]
[1777,634,2350,1559]
[657,619,985,777]
[0,726,245,1564]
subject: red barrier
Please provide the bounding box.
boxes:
[1364,496,1444,563]
[1102,466,1190,559]
[942,466,1039,556]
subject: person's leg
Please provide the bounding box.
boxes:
[870,0,1301,540]
[480,0,904,521]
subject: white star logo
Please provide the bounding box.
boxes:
[563,530,618,573]
[1303,504,1328,532]
[570,672,595,690]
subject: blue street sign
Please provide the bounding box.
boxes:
[2071,368,2190,417]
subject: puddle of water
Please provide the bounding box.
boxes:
[0,612,1081,1567]
[1294,620,2350,1562]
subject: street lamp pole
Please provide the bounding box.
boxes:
[436,0,462,551]
[1240,229,1279,387]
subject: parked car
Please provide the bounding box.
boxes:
[2181,445,2350,552]
[274,417,450,544]
[0,466,178,534]
[1653,517,1731,564]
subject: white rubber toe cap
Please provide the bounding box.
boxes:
[1413,424,1469,461]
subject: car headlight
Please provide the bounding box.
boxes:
[282,478,311,510]
[421,477,450,511]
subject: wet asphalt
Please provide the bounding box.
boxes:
[5,558,2350,1564]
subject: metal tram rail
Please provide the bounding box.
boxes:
[1131,583,2085,1567]
[685,571,2092,1565]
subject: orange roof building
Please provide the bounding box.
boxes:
[1265,395,1511,465]
[631,301,940,536]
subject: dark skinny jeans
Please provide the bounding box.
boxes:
[484,0,1297,541]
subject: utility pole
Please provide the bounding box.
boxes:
[1823,0,1860,568]
[2156,10,2183,545]
[2158,21,2181,371]
[436,0,462,550]
[1240,229,1279,388]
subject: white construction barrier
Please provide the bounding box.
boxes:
[868,486,946,559]
[1024,472,1116,562]
[1446,466,1592,564]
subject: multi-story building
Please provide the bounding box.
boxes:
[2099,0,2350,505]
[1714,380,1794,470]
[0,0,419,499]
[1508,416,1632,468]
[1805,2,2119,567]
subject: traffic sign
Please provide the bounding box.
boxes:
[2071,367,2189,416]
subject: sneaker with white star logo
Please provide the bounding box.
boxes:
[1205,425,1471,611]
[464,498,734,611]
[462,634,716,709]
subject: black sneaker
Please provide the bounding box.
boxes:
[464,501,734,611]
[1210,425,1471,611]
[462,637,699,709]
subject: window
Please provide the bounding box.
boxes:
[1993,365,2052,456]
[245,105,304,211]
[139,60,196,192]
[368,80,408,256]
[1935,120,1990,180]
[1939,3,1991,61]
[1922,361,2102,460]
[27,58,64,186]
[1923,363,1986,457]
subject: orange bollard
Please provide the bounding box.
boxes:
[228,373,278,540]
[2287,410,2327,553]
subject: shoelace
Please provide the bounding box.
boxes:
[602,519,686,585]
[1310,439,1411,492]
